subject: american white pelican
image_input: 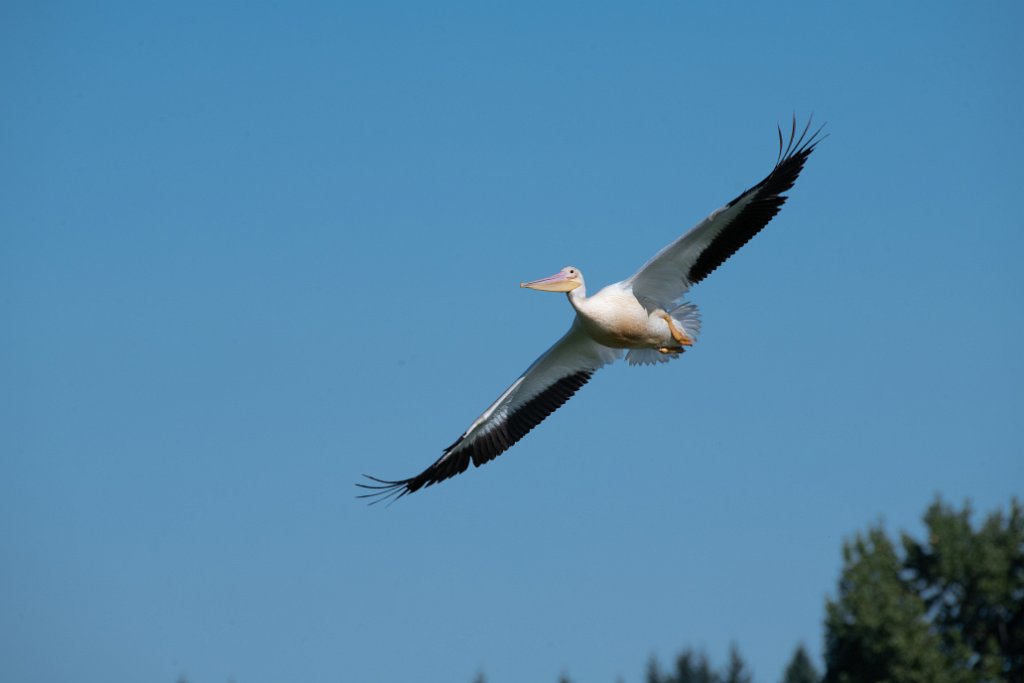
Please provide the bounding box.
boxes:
[359,118,824,502]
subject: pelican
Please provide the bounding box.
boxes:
[359,118,824,503]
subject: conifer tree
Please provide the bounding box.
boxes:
[723,644,752,683]
[781,644,820,683]
[824,498,1023,683]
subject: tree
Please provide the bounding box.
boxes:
[672,648,718,683]
[825,498,1024,683]
[781,644,820,683]
[646,645,754,683]
[902,498,1024,683]
[647,654,664,683]
[724,643,752,683]
[824,525,956,683]
[647,648,716,683]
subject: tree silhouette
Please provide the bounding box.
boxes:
[903,499,1024,682]
[781,644,820,683]
[825,498,1023,683]
[724,644,752,683]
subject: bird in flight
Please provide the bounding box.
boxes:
[359,118,824,503]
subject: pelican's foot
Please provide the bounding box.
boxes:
[658,346,687,355]
[662,314,695,347]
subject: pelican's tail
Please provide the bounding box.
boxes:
[669,301,701,341]
[626,301,702,366]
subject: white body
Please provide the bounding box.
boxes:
[571,282,679,349]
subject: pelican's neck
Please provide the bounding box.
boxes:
[567,284,588,312]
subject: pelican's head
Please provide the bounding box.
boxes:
[520,266,583,293]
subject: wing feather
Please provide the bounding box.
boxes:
[357,323,620,503]
[626,117,825,308]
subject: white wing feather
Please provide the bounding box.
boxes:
[625,195,757,308]
[358,321,621,502]
[626,119,824,310]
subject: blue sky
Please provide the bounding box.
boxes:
[2,2,1022,682]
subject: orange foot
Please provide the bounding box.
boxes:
[662,313,694,347]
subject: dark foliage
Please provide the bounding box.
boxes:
[781,645,820,683]
[825,498,1023,683]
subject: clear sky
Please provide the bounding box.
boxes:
[2,3,1022,682]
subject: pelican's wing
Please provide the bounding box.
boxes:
[358,322,621,503]
[626,118,824,309]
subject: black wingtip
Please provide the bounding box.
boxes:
[776,122,785,165]
[686,115,825,286]
[772,114,826,171]
[357,369,597,506]
[356,475,413,506]
[759,114,826,198]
